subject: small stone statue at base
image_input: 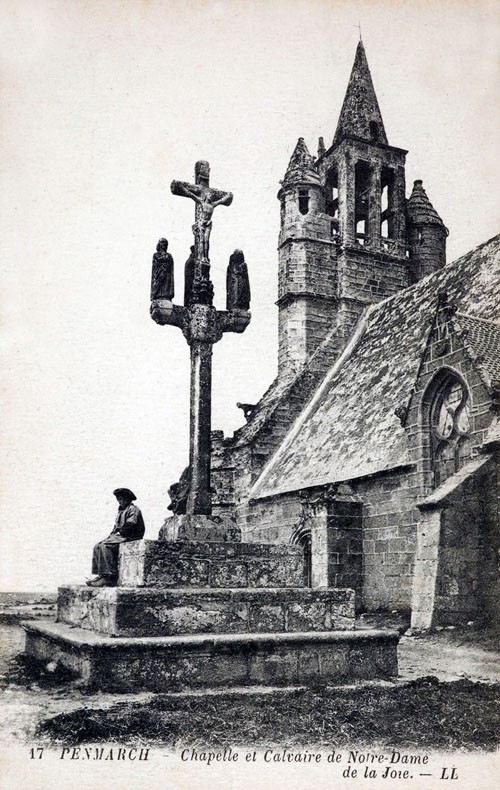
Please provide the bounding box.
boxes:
[184,245,196,305]
[167,466,191,515]
[151,238,174,301]
[226,249,250,311]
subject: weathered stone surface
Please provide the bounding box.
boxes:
[57,585,355,637]
[24,620,398,691]
[119,540,306,588]
[158,514,241,543]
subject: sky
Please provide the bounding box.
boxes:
[1,0,499,591]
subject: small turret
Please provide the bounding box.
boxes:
[280,137,321,188]
[277,138,332,378]
[407,179,448,282]
[278,138,324,229]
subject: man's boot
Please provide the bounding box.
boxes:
[89,575,116,587]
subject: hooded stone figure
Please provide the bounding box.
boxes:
[226,249,250,311]
[184,245,196,306]
[151,238,174,300]
[167,466,191,515]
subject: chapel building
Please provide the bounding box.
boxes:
[211,41,500,630]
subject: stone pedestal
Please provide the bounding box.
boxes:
[24,537,399,690]
[158,514,241,543]
[118,540,306,588]
[24,622,398,692]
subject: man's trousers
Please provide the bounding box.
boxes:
[92,534,127,578]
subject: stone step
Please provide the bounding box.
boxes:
[119,540,306,588]
[57,585,355,637]
[23,620,399,692]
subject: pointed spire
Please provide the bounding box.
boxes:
[407,179,448,231]
[282,138,321,187]
[333,41,388,146]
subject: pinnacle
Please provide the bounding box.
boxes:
[282,137,321,187]
[407,179,447,230]
[333,40,388,146]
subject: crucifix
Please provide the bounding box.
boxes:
[150,160,250,516]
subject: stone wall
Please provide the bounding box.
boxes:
[277,231,338,378]
[435,457,499,625]
[243,472,418,611]
[355,469,417,612]
[244,493,302,545]
[407,223,447,281]
[336,246,409,338]
[327,497,363,607]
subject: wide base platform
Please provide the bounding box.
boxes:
[23,619,399,692]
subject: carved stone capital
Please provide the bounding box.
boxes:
[182,304,223,345]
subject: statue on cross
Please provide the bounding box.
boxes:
[171,160,233,263]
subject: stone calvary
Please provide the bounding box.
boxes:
[23,156,399,690]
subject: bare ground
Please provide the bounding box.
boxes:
[0,604,499,747]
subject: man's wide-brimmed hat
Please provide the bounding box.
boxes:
[113,488,136,501]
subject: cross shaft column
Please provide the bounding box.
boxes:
[151,160,250,519]
[188,339,212,514]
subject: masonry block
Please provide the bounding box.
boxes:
[119,540,306,588]
[57,586,356,637]
[24,621,399,691]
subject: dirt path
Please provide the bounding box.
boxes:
[399,633,500,683]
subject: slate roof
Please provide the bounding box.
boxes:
[455,312,500,385]
[252,234,500,499]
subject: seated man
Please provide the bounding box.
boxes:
[87,488,145,587]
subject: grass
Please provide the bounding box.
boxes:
[36,677,500,751]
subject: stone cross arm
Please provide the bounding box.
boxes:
[150,301,250,342]
[170,180,233,210]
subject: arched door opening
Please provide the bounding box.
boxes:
[290,526,312,587]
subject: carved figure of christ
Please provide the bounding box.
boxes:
[171,162,233,262]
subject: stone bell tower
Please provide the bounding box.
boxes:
[277,40,413,380]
